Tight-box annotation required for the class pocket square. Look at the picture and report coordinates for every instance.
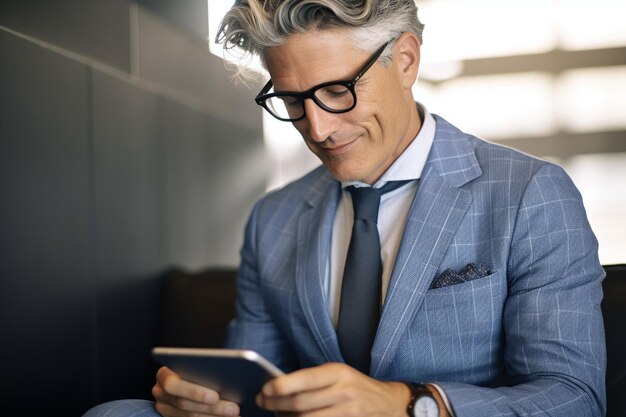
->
[430,263,492,289]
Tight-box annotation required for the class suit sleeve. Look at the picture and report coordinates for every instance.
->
[438,164,606,417]
[225,200,299,372]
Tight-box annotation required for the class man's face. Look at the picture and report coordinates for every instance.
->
[263,29,421,185]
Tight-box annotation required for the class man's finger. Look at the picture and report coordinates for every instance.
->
[257,382,353,413]
[262,363,352,396]
[157,366,219,405]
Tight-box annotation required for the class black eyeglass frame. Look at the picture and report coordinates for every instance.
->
[255,41,391,122]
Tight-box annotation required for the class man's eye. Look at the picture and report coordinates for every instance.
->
[324,87,349,97]
[280,96,299,105]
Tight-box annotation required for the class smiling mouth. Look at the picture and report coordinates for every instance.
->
[319,137,359,156]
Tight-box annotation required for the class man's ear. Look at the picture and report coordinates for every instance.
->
[393,32,421,89]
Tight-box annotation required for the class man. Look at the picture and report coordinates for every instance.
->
[85,1,606,416]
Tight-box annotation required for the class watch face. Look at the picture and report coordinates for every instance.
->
[413,395,439,417]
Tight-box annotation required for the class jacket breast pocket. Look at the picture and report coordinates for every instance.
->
[404,271,507,382]
[424,270,505,325]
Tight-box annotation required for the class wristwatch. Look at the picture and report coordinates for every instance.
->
[405,383,439,417]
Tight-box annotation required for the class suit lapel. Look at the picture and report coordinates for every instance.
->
[371,115,482,377]
[294,172,344,363]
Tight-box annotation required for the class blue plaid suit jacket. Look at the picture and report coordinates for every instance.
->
[226,115,606,416]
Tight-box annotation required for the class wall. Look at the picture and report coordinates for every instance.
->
[0,1,267,414]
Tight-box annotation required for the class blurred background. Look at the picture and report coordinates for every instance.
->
[0,0,624,414]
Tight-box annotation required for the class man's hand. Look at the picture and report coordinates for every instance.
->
[152,366,240,417]
[256,362,412,417]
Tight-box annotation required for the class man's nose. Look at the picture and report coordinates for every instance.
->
[302,99,339,143]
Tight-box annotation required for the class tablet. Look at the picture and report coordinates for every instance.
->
[151,347,284,417]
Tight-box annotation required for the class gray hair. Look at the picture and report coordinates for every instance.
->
[216,0,424,80]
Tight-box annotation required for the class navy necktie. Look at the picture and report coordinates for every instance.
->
[337,180,411,374]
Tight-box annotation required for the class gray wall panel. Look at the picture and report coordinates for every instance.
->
[159,99,268,268]
[160,99,219,269]
[137,0,208,40]
[0,31,93,414]
[0,0,131,71]
[91,70,164,401]
[136,7,263,132]
[209,119,269,265]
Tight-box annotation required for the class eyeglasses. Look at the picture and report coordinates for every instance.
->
[255,41,390,122]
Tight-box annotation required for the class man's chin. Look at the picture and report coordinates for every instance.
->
[317,154,377,183]
[324,164,365,184]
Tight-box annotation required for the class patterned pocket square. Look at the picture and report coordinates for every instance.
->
[430,263,492,289]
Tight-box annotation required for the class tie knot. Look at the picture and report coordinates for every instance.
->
[348,187,381,222]
[347,180,411,223]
